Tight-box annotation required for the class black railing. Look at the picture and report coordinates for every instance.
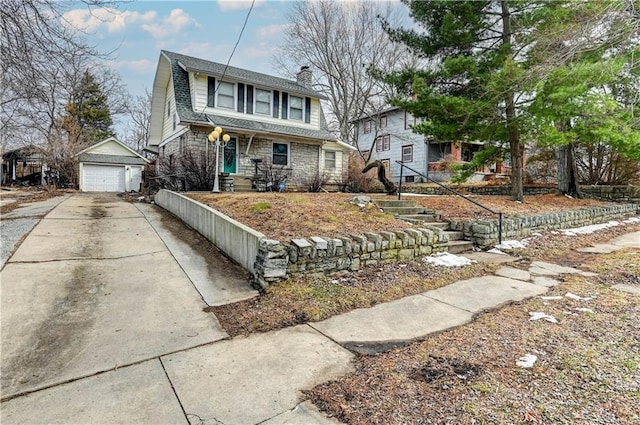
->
[396,161,503,244]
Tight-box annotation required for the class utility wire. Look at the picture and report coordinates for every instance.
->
[216,0,256,91]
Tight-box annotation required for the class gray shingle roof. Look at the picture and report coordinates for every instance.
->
[162,50,325,99]
[162,50,336,142]
[78,153,146,165]
[205,113,335,141]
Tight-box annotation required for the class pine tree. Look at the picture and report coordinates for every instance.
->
[63,70,114,147]
[380,0,552,201]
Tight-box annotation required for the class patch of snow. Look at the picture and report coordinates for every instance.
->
[623,217,640,224]
[565,292,593,301]
[516,354,538,368]
[529,312,558,323]
[561,220,622,236]
[575,307,595,314]
[531,232,543,237]
[540,296,563,301]
[495,240,527,250]
[423,252,476,267]
[486,248,508,255]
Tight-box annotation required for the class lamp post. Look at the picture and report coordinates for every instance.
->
[208,126,231,193]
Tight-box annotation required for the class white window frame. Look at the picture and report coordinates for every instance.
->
[324,150,336,170]
[402,144,414,162]
[272,141,290,166]
[254,88,271,116]
[289,95,304,121]
[216,81,235,110]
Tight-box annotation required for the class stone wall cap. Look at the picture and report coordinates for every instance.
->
[292,238,312,248]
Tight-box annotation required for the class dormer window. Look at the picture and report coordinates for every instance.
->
[289,95,304,121]
[217,81,235,109]
[255,88,271,115]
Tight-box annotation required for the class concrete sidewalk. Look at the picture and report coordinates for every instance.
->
[2,194,638,424]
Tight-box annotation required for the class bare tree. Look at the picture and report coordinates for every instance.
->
[1,0,118,151]
[274,0,418,146]
[123,89,152,152]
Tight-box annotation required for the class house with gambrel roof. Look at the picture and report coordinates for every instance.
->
[147,50,353,191]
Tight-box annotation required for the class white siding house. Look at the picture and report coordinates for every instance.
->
[148,51,353,191]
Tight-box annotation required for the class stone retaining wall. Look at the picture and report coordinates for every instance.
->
[449,204,639,248]
[401,184,640,201]
[254,228,449,288]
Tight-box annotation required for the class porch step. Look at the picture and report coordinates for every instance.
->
[396,213,441,224]
[232,177,254,192]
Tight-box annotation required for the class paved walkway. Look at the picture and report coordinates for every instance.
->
[1,194,638,424]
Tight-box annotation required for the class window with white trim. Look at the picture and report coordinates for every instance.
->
[402,145,414,162]
[363,120,372,134]
[380,115,387,128]
[375,134,390,152]
[324,151,336,169]
[272,142,289,166]
[255,88,271,115]
[289,95,304,121]
[217,81,235,109]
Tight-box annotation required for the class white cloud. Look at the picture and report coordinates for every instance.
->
[256,23,290,39]
[218,0,266,12]
[141,9,201,40]
[61,8,156,33]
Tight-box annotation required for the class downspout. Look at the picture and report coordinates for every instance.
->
[244,134,256,156]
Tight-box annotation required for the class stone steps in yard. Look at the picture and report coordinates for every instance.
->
[446,240,475,254]
[375,199,420,208]
[396,213,441,224]
[383,206,429,215]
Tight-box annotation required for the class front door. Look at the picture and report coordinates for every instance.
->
[223,139,237,174]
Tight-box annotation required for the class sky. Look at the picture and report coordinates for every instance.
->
[61,0,299,136]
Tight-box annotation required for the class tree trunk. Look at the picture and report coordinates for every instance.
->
[362,160,397,195]
[501,0,524,202]
[556,143,582,198]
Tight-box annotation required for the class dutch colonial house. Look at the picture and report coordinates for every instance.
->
[147,50,353,191]
[354,106,513,183]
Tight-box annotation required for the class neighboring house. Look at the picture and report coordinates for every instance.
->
[353,107,513,183]
[147,50,354,191]
[2,145,46,186]
[76,137,149,192]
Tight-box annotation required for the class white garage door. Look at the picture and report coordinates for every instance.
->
[83,164,126,192]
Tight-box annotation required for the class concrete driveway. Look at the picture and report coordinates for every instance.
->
[0,193,253,421]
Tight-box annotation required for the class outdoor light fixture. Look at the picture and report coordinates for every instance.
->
[208,126,231,193]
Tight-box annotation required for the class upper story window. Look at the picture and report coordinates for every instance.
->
[375,134,390,152]
[363,120,372,134]
[255,88,271,115]
[380,115,387,128]
[289,95,304,121]
[217,81,235,109]
[404,111,416,130]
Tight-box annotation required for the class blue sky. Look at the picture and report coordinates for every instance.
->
[63,0,293,102]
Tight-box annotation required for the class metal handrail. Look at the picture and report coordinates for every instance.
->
[395,161,503,244]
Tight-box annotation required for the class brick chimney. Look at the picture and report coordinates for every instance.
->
[296,66,312,88]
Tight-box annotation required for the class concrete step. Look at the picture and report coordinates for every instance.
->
[421,222,450,230]
[382,206,426,215]
[397,213,440,223]
[446,240,474,254]
[443,230,464,241]
[375,199,420,208]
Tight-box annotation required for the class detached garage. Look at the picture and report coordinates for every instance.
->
[77,138,149,192]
